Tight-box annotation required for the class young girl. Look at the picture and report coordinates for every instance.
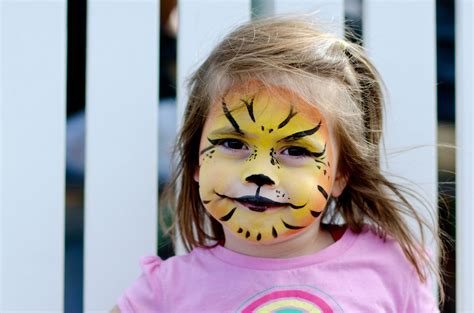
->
[113,16,441,312]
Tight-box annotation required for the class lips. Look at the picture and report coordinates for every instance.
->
[215,192,306,212]
[235,195,284,212]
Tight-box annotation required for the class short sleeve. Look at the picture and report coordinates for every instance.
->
[117,256,163,313]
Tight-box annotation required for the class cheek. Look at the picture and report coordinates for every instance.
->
[198,155,240,195]
[279,164,332,200]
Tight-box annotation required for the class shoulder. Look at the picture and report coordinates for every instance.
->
[141,246,217,281]
[341,225,422,289]
[116,256,165,312]
[117,248,216,312]
[348,225,414,268]
[344,225,438,310]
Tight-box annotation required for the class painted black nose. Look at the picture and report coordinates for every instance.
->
[246,174,275,187]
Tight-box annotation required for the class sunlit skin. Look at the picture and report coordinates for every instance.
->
[195,82,344,250]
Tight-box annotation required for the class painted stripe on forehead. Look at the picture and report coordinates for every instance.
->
[241,97,255,122]
[278,121,322,142]
[278,106,297,129]
[222,100,244,135]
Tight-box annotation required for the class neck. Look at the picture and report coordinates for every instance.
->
[223,221,334,258]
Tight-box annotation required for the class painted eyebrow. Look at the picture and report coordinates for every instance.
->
[208,127,245,136]
[277,121,322,142]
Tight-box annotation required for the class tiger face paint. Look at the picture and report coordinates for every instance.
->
[196,83,336,243]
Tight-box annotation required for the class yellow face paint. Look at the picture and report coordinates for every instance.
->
[197,83,335,243]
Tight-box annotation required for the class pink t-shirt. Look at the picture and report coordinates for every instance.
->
[117,226,438,312]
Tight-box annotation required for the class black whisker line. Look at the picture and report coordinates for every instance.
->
[311,210,322,218]
[278,121,321,142]
[318,185,328,199]
[219,207,237,222]
[242,97,255,122]
[314,159,327,166]
[272,227,278,238]
[222,100,243,135]
[289,202,307,209]
[281,220,305,230]
[278,107,297,129]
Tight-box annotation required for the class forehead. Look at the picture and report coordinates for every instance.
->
[207,83,325,125]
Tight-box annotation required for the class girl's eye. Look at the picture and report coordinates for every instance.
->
[219,139,248,150]
[282,146,311,157]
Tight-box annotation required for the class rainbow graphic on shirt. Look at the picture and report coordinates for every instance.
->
[236,285,343,313]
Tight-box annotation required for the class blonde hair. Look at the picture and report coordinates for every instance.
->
[164,16,443,294]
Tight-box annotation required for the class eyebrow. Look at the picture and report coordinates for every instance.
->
[277,121,322,142]
[208,127,247,137]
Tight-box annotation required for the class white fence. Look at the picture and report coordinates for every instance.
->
[0,0,472,312]
[456,1,474,312]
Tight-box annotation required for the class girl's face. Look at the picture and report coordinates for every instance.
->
[195,83,342,243]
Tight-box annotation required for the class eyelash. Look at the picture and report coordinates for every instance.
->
[213,138,248,150]
[281,146,312,158]
[212,138,313,158]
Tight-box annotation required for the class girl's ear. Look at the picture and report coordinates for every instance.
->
[331,171,348,197]
[194,166,200,182]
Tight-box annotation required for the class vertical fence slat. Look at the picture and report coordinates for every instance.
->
[0,1,2,300]
[0,1,67,312]
[364,0,437,288]
[456,0,474,311]
[273,0,344,36]
[84,1,158,311]
[176,0,251,254]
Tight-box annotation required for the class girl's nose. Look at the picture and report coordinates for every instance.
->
[245,174,275,187]
[241,165,280,187]
[241,147,280,187]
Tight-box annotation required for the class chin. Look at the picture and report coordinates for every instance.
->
[226,226,309,246]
